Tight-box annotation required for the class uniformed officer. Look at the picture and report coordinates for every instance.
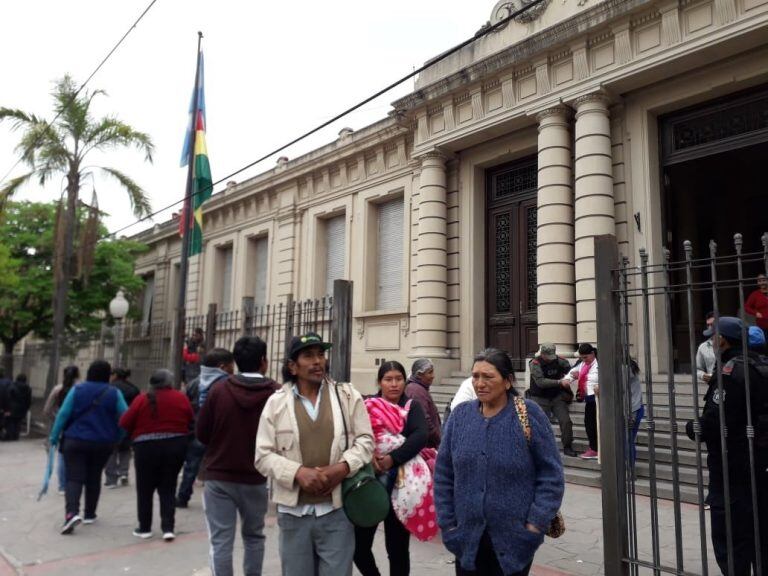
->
[528,343,576,457]
[686,316,768,575]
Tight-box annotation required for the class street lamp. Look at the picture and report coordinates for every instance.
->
[109,290,130,367]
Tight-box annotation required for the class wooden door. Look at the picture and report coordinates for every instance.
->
[486,159,538,370]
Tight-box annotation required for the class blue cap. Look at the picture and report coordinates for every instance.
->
[703,316,744,340]
[749,326,766,348]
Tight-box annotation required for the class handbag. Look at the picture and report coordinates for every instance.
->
[512,396,566,539]
[333,383,390,528]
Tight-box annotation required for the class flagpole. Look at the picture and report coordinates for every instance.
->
[173,31,203,389]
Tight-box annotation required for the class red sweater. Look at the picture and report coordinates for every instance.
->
[119,389,194,440]
[745,289,768,330]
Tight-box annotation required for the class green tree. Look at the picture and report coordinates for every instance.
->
[0,201,147,377]
[0,75,154,395]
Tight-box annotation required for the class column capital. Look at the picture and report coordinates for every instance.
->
[416,147,451,165]
[573,91,611,110]
[536,105,571,128]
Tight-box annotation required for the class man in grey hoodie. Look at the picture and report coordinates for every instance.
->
[176,348,234,508]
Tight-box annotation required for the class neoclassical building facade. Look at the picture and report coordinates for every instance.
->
[134,0,768,386]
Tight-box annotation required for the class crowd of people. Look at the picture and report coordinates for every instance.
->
[32,271,768,576]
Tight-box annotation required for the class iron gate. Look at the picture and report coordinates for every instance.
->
[595,233,768,576]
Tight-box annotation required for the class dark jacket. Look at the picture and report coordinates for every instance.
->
[389,395,428,466]
[49,381,128,445]
[7,379,32,419]
[112,378,140,407]
[528,356,573,401]
[196,374,280,484]
[689,347,768,495]
[405,376,441,449]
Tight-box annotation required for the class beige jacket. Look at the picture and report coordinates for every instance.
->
[254,380,374,509]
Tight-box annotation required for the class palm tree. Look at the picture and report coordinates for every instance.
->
[0,75,154,395]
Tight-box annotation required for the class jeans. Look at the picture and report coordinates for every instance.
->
[628,405,644,466]
[62,438,113,518]
[105,446,132,484]
[354,507,411,576]
[176,437,206,503]
[529,395,573,449]
[278,508,354,576]
[133,436,188,532]
[203,480,268,576]
[455,531,532,576]
[57,452,67,492]
[585,396,598,452]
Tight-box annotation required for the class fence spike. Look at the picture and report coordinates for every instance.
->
[733,233,742,251]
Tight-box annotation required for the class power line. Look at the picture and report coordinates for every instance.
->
[0,0,160,185]
[109,0,545,238]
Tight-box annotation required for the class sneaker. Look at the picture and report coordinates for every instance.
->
[579,449,599,460]
[162,532,176,541]
[175,498,188,509]
[119,475,129,487]
[563,447,578,458]
[105,481,118,489]
[82,515,97,525]
[132,528,153,539]
[57,489,66,496]
[61,514,81,535]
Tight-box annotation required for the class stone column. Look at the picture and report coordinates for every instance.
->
[536,106,576,353]
[413,150,449,358]
[573,93,615,345]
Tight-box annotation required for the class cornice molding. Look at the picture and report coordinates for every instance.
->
[392,0,656,112]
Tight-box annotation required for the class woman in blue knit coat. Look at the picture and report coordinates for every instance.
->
[434,348,564,576]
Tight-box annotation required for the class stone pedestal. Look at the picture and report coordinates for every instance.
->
[573,93,615,345]
[536,106,576,353]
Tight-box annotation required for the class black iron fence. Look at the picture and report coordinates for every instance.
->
[120,290,340,386]
[596,233,768,576]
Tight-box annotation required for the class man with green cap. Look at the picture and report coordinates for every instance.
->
[255,332,373,576]
[528,343,576,457]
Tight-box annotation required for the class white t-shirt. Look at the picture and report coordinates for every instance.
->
[450,377,477,410]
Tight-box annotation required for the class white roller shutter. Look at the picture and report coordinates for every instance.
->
[325,215,346,296]
[141,274,155,325]
[253,237,268,307]
[376,199,404,310]
[221,246,233,311]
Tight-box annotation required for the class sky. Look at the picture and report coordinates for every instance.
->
[0,1,493,236]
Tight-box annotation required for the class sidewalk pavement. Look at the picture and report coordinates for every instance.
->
[0,439,719,575]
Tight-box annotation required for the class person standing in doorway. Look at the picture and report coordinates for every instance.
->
[255,332,374,576]
[562,343,599,460]
[119,369,193,541]
[406,358,441,449]
[104,368,140,488]
[49,360,127,535]
[696,312,717,386]
[528,344,576,457]
[745,273,768,341]
[196,337,278,576]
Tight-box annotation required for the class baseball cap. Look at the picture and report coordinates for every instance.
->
[538,343,556,357]
[287,332,332,360]
[703,316,744,340]
[749,326,766,348]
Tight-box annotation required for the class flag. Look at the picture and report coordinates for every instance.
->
[180,50,212,257]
